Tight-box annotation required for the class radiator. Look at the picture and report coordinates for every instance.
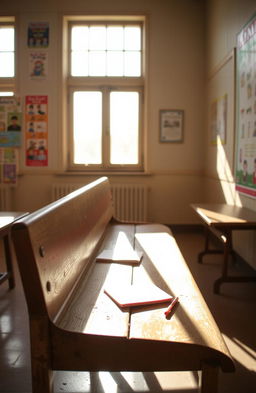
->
[51,183,148,222]
[111,184,148,222]
[51,183,84,201]
[0,186,11,210]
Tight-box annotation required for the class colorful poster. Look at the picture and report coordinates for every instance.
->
[0,97,22,147]
[29,52,48,79]
[25,95,48,167]
[0,147,18,184]
[28,22,49,48]
[235,13,256,197]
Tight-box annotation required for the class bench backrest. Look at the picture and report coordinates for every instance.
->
[12,177,113,322]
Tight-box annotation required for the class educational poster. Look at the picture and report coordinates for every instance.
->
[159,110,184,143]
[29,52,48,79]
[210,94,227,144]
[28,22,49,48]
[0,97,22,147]
[0,147,18,184]
[235,13,256,197]
[25,95,48,167]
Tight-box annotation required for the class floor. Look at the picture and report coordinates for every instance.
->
[0,229,255,393]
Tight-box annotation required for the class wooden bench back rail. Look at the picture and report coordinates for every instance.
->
[12,177,113,321]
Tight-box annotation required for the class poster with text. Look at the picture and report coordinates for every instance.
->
[0,97,22,147]
[0,147,18,184]
[25,95,48,167]
[235,13,256,197]
[29,52,48,79]
[28,22,49,48]
[210,94,227,145]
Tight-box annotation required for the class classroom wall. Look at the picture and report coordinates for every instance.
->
[3,0,256,267]
[205,0,256,268]
[1,0,206,224]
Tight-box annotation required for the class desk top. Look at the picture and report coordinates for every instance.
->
[0,212,28,232]
[191,203,256,230]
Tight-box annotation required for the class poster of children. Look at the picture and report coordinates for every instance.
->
[235,13,256,197]
[28,22,49,48]
[29,52,48,79]
[0,97,22,147]
[0,147,18,184]
[25,95,48,166]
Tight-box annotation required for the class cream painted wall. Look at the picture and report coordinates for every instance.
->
[1,0,206,224]
[206,0,256,268]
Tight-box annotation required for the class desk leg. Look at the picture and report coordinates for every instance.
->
[213,231,231,294]
[3,234,15,289]
[200,362,218,393]
[198,227,209,263]
[198,227,223,264]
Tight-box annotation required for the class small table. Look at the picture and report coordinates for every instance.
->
[0,212,28,289]
[191,203,256,294]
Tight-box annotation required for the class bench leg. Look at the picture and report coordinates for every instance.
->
[31,366,53,393]
[3,234,15,289]
[200,362,218,393]
[30,320,54,393]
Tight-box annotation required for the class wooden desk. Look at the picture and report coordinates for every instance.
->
[191,203,256,294]
[0,212,28,289]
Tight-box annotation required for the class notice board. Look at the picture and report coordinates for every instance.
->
[235,13,256,198]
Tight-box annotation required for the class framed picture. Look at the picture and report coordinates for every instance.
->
[159,109,184,143]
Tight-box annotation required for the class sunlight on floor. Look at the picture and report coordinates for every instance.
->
[223,334,256,371]
[55,371,199,392]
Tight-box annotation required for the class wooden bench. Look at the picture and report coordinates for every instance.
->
[0,212,28,289]
[11,177,234,393]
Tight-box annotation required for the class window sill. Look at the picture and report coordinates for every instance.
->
[54,170,152,177]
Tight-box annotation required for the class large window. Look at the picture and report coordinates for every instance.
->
[0,19,15,95]
[67,20,145,171]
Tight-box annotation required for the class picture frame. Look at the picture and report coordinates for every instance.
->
[159,109,184,143]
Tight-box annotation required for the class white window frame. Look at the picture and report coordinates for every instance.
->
[67,18,146,172]
[0,18,16,95]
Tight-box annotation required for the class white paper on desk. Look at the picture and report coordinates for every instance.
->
[96,249,143,264]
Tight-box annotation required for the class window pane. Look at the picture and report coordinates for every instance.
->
[107,52,123,76]
[107,26,123,50]
[0,91,14,96]
[70,23,142,78]
[0,28,14,51]
[0,27,14,77]
[124,52,141,76]
[73,91,102,164]
[124,27,141,50]
[0,53,14,77]
[89,51,106,76]
[71,51,88,76]
[89,26,106,50]
[110,92,139,164]
[71,26,89,50]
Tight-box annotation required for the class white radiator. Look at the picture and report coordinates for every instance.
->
[51,183,148,222]
[51,183,84,201]
[0,186,11,210]
[111,184,148,222]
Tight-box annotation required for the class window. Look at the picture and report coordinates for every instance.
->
[0,18,15,95]
[67,19,145,171]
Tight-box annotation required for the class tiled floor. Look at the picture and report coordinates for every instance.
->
[0,229,255,393]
